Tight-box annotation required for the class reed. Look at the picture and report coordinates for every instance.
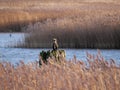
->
[0,1,120,48]
[0,52,120,90]
[0,0,120,32]
[22,9,120,48]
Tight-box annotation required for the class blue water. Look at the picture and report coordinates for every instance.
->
[0,33,24,47]
[0,33,120,64]
[0,47,120,65]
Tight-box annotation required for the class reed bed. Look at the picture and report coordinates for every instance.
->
[22,9,120,48]
[0,0,120,48]
[0,0,120,32]
[0,52,120,90]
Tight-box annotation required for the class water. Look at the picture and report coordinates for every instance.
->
[0,33,120,65]
[0,33,24,47]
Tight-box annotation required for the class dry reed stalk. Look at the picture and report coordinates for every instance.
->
[0,52,120,90]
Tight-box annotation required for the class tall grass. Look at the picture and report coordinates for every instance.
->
[0,0,120,32]
[21,9,120,48]
[0,52,120,90]
[0,1,80,32]
[0,1,120,48]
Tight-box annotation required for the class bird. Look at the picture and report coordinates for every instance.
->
[52,38,58,51]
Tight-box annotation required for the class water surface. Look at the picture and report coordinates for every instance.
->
[0,47,120,65]
[0,33,120,65]
[0,33,24,47]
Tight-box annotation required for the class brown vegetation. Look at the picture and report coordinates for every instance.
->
[21,9,120,48]
[0,0,120,48]
[0,0,120,32]
[0,52,120,90]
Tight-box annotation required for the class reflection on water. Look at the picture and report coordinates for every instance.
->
[0,33,24,47]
